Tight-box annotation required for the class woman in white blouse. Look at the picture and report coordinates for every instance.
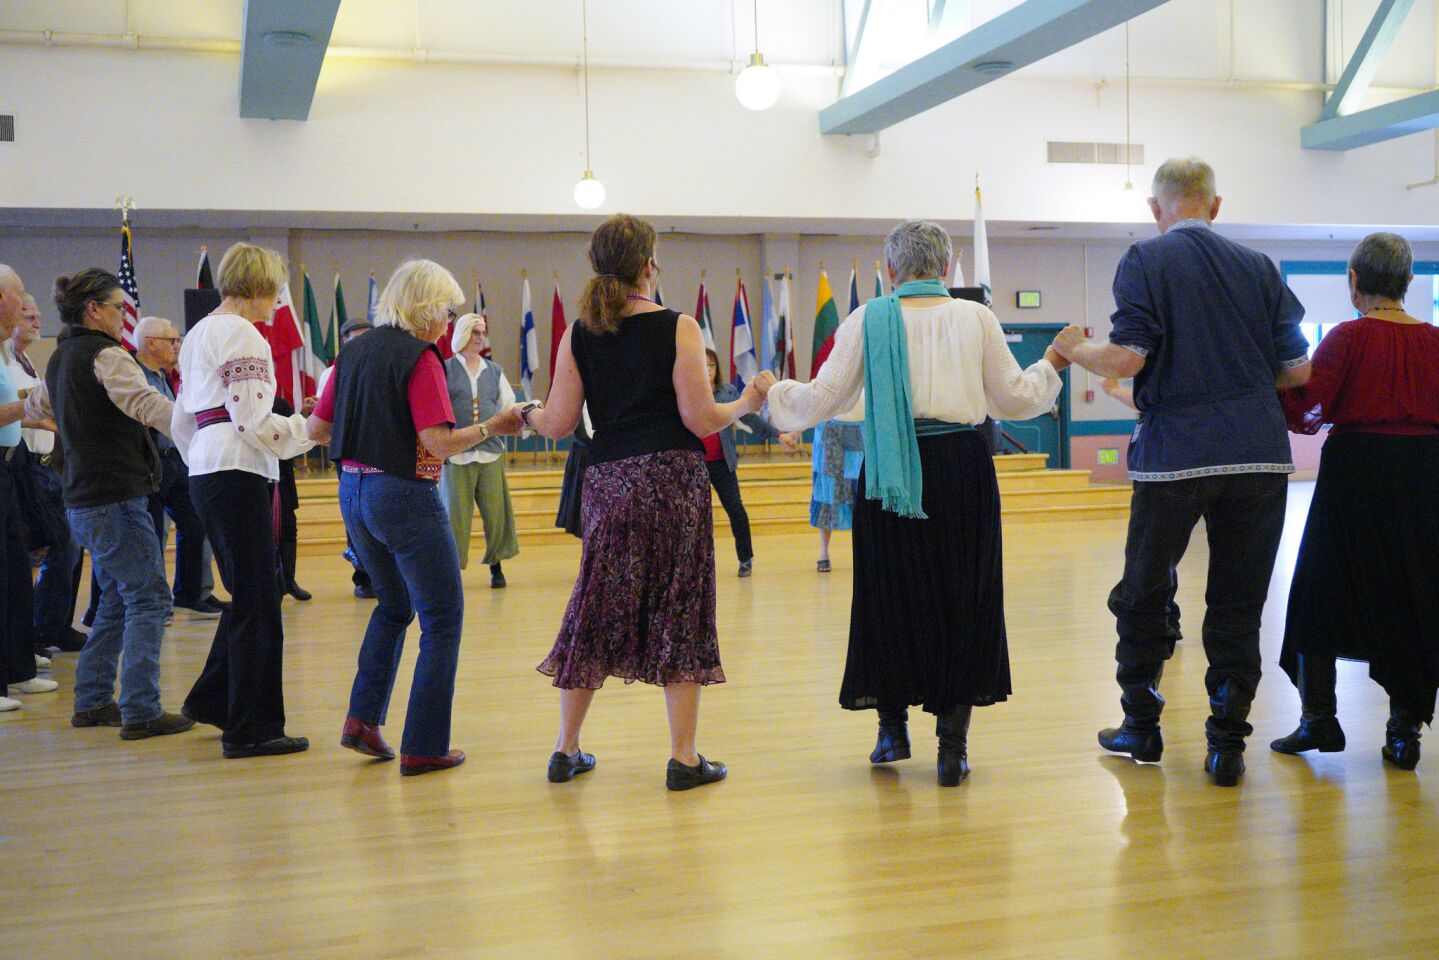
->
[767,220,1074,786]
[172,243,316,759]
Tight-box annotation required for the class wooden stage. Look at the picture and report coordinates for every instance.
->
[2,481,1437,959]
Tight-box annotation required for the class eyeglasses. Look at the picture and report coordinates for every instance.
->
[145,336,182,345]
[97,299,127,314]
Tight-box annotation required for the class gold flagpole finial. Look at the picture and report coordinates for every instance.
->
[701,269,706,280]
[331,261,340,274]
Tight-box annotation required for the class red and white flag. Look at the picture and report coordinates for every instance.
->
[117,223,140,349]
[268,283,308,405]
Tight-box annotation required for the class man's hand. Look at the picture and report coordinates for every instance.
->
[1052,325,1087,358]
[778,432,800,451]
[300,396,318,417]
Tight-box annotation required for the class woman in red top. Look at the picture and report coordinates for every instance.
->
[1272,233,1439,771]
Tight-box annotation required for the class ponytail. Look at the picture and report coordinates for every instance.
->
[580,214,657,335]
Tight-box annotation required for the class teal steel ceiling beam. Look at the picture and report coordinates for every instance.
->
[239,0,342,121]
[1302,88,1439,150]
[820,0,1174,135]
[1321,0,1414,120]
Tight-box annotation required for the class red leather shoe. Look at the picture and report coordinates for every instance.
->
[400,749,466,776]
[340,717,395,760]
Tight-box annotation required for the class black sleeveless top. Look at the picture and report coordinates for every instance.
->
[571,309,704,466]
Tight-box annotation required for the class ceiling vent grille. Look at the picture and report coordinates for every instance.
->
[0,116,13,142]
[1047,140,1143,165]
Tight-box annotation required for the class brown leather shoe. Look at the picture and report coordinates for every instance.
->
[400,749,466,776]
[340,716,395,760]
[72,702,123,727]
[119,711,197,741]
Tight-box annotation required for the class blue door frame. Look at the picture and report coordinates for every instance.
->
[999,323,1070,469]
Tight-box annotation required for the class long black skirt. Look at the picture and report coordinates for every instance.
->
[841,430,1009,714]
[554,437,590,538]
[1279,433,1439,711]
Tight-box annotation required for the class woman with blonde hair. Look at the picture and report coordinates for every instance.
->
[525,214,775,790]
[308,260,523,776]
[172,243,315,758]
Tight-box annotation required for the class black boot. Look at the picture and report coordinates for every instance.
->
[936,706,972,787]
[870,706,910,764]
[1270,655,1345,754]
[1382,706,1424,771]
[1205,678,1255,787]
[1100,662,1165,762]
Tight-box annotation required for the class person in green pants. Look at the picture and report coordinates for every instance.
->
[439,313,519,587]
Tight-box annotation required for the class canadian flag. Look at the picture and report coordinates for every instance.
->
[269,283,309,405]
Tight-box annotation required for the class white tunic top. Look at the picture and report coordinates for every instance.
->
[172,313,314,480]
[5,345,53,455]
[767,298,1062,432]
[449,356,517,466]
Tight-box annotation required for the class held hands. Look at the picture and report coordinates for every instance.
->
[300,396,319,417]
[742,371,778,410]
[778,431,801,452]
[487,404,527,437]
[1051,324,1087,359]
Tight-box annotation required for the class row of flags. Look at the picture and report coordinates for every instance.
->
[132,180,994,405]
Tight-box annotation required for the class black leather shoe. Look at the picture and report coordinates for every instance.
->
[1205,750,1245,787]
[1382,710,1423,770]
[223,736,310,759]
[1098,723,1163,763]
[666,755,727,791]
[1270,717,1346,755]
[286,582,313,602]
[548,749,596,783]
[354,583,377,599]
[870,724,911,764]
[490,566,507,589]
[48,626,89,653]
[936,706,972,786]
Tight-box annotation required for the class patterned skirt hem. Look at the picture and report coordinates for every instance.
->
[536,659,727,691]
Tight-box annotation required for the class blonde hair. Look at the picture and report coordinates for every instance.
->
[582,214,657,335]
[215,243,287,300]
[1151,157,1216,205]
[375,260,463,338]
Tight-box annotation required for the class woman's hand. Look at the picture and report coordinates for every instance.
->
[1043,346,1071,372]
[300,396,318,417]
[778,431,801,451]
[486,405,526,437]
[742,371,777,410]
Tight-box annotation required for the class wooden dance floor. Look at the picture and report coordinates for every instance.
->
[3,481,1437,959]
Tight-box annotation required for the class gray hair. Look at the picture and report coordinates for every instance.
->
[1349,232,1413,302]
[133,315,176,342]
[885,220,953,284]
[1151,157,1216,204]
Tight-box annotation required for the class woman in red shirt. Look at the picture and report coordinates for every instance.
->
[1272,233,1439,770]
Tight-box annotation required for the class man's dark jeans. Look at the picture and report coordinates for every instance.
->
[1108,473,1288,753]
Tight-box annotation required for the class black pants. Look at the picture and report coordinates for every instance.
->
[277,492,298,587]
[1109,473,1288,752]
[184,470,287,746]
[0,467,37,686]
[707,460,753,563]
[148,448,207,604]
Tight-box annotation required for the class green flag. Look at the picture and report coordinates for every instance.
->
[302,272,331,369]
[810,269,839,378]
[328,273,347,359]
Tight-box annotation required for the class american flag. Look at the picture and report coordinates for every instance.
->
[117,223,140,348]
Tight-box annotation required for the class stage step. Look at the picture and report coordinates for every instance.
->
[290,451,1130,557]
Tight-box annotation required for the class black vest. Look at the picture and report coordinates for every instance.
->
[44,326,161,508]
[330,326,443,480]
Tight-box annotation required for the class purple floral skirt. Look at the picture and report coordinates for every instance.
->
[538,450,725,690]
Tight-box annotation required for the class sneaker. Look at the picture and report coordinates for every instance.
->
[174,597,224,618]
[10,677,59,695]
[119,711,197,740]
[737,560,753,578]
[73,702,123,727]
[0,696,21,713]
[34,654,52,670]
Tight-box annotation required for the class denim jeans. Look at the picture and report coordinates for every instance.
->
[340,471,464,757]
[27,462,82,642]
[68,496,171,724]
[1108,473,1288,752]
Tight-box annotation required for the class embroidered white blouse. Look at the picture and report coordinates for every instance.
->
[172,313,314,480]
[766,298,1063,432]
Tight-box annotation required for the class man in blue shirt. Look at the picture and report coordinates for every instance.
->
[1055,157,1312,787]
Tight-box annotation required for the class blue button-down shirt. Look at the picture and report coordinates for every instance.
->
[1109,220,1309,482]
[140,363,175,452]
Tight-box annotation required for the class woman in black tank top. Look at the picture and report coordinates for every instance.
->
[524,214,775,791]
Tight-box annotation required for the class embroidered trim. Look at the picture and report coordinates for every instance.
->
[1130,463,1295,482]
[1115,343,1150,358]
[218,356,272,387]
[1279,354,1311,369]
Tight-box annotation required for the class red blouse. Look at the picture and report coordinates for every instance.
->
[1281,317,1439,436]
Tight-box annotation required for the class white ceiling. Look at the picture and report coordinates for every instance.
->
[3,0,1435,95]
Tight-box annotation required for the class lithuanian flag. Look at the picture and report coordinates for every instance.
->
[811,268,839,378]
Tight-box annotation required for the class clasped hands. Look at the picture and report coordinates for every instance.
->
[742,370,778,409]
[1043,325,1088,371]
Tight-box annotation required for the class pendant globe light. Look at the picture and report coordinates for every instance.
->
[573,0,605,209]
[735,0,781,111]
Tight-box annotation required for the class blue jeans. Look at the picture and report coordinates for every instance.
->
[28,463,82,642]
[67,496,171,724]
[340,471,464,757]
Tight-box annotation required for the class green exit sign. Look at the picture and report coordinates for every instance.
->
[1098,448,1119,465]
[1016,290,1041,309]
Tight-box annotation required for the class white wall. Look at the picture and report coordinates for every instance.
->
[5,44,1439,228]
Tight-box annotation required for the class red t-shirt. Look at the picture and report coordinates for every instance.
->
[315,350,456,480]
[702,432,724,462]
[1280,317,1439,436]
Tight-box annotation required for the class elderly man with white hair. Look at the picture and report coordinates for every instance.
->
[134,315,225,618]
[765,220,1074,787]
[1052,157,1312,787]
[439,312,520,588]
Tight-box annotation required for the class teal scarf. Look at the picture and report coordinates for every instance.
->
[861,278,951,519]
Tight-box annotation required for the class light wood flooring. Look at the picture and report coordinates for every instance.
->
[2,481,1437,959]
